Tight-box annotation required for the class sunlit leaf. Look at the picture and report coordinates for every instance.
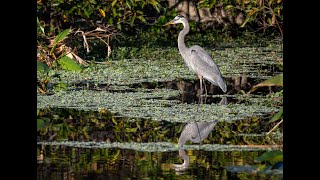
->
[54,83,68,91]
[147,0,158,6]
[255,73,283,87]
[37,17,44,34]
[269,0,274,5]
[117,23,121,29]
[209,0,216,7]
[111,117,118,125]
[276,64,283,71]
[37,119,45,129]
[249,73,283,93]
[255,150,283,164]
[125,0,131,9]
[269,108,283,123]
[111,150,120,161]
[99,9,106,17]
[111,0,117,7]
[240,16,251,28]
[37,117,50,129]
[137,15,146,23]
[112,8,117,17]
[136,10,143,14]
[37,61,49,72]
[130,13,136,26]
[83,9,90,18]
[225,5,234,10]
[125,127,137,133]
[57,56,81,71]
[50,29,70,54]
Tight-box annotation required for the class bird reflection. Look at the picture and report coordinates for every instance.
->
[171,97,227,171]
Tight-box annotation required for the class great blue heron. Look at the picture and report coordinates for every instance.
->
[164,15,227,109]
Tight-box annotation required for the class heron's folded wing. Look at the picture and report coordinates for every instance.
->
[190,45,221,74]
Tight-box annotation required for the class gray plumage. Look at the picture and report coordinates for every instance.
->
[178,121,218,146]
[164,15,227,93]
[171,97,227,171]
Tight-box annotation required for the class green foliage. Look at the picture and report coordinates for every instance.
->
[37,117,50,129]
[37,108,177,142]
[57,56,82,71]
[249,73,283,93]
[37,27,83,71]
[37,61,50,72]
[53,82,69,91]
[255,150,283,165]
[198,0,283,34]
[37,17,44,34]
[50,28,70,54]
[258,73,283,87]
[37,0,162,33]
[269,108,282,123]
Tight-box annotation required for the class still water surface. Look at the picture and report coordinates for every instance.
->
[37,41,283,179]
[37,144,281,179]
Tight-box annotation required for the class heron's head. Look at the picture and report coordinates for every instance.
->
[163,15,187,26]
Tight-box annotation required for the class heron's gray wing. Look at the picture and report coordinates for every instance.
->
[189,45,221,75]
[198,121,217,140]
[190,45,227,92]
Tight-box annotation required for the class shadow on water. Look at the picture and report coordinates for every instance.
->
[64,75,281,105]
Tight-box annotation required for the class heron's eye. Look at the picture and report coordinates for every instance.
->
[177,15,184,19]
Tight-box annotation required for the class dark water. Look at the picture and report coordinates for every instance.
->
[37,146,281,179]
[37,104,282,179]
[37,76,283,179]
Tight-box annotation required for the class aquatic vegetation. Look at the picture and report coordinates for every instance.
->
[37,37,283,179]
[37,141,281,152]
[37,89,280,123]
[225,150,283,177]
[37,41,282,88]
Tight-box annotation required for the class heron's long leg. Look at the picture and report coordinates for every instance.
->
[202,79,208,104]
[197,76,203,112]
[194,122,202,146]
[202,79,207,96]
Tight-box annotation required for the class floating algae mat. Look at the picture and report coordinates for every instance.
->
[37,43,282,87]
[37,40,283,179]
[37,89,280,123]
[37,141,281,152]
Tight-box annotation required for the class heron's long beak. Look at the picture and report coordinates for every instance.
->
[163,20,176,26]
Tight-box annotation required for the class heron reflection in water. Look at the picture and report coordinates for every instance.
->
[171,97,227,171]
[164,15,227,111]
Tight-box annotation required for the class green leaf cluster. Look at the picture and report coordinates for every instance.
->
[37,0,162,33]
[198,0,283,34]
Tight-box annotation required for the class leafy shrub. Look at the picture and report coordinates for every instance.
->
[198,0,283,35]
[37,0,163,35]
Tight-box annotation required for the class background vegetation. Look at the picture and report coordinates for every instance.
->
[37,2,283,176]
[37,0,283,68]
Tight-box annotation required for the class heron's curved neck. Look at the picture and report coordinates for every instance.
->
[178,136,187,146]
[178,21,189,50]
